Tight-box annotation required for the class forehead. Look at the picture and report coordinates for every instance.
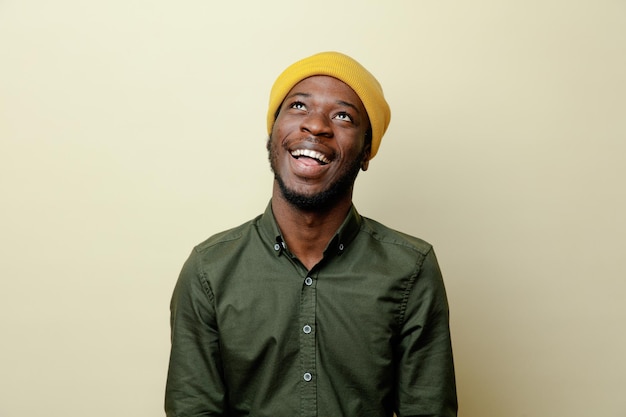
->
[287,75,365,110]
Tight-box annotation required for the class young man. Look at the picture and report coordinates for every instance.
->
[165,51,457,417]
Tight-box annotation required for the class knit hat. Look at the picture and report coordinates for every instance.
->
[267,51,391,160]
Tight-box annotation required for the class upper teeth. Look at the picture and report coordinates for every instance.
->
[291,149,330,164]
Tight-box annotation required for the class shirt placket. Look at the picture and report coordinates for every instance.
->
[299,271,317,416]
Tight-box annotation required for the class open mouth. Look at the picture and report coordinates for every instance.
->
[290,149,331,165]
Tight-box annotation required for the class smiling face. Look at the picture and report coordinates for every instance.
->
[267,75,371,211]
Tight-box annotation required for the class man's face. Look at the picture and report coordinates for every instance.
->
[268,75,371,211]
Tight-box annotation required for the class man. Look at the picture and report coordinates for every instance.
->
[165,51,457,417]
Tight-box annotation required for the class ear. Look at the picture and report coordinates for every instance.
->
[361,142,371,171]
[361,126,372,171]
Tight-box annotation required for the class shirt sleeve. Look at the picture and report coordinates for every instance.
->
[165,249,226,417]
[395,247,458,417]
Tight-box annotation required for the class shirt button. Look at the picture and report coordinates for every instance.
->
[338,243,345,251]
[273,243,281,251]
[304,277,313,286]
[303,372,312,382]
[303,325,312,334]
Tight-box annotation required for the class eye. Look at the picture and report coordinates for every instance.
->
[334,112,353,123]
[289,101,306,111]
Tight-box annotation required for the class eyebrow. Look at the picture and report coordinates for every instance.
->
[336,100,360,114]
[285,93,361,114]
[285,92,310,101]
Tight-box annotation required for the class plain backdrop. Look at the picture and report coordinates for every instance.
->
[1,1,625,416]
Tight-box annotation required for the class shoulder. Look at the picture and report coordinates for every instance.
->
[181,215,266,277]
[192,214,263,255]
[359,216,433,257]
[176,214,265,289]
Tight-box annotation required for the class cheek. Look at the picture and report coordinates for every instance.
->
[341,134,368,155]
[274,112,302,134]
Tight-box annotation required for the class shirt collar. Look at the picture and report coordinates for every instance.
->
[259,200,362,258]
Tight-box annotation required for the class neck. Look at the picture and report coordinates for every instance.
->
[271,182,352,270]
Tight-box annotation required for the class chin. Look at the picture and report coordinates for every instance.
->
[276,175,352,212]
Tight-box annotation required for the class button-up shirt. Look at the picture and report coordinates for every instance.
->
[165,202,457,417]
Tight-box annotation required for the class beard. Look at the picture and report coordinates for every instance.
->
[267,137,366,212]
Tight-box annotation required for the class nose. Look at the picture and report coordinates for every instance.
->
[301,111,332,138]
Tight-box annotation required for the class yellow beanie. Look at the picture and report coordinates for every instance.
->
[267,51,391,160]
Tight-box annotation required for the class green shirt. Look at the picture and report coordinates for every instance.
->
[165,202,457,417]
